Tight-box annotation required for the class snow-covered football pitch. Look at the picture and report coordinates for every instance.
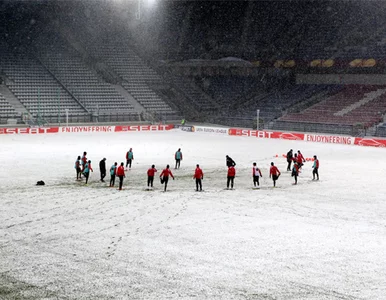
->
[1,129,385,299]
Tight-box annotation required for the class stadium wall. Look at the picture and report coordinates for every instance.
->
[1,124,385,148]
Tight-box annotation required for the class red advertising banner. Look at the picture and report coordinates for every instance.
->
[60,126,114,133]
[115,124,174,132]
[228,127,386,148]
[354,137,386,147]
[0,127,59,134]
[304,133,354,145]
[228,128,304,140]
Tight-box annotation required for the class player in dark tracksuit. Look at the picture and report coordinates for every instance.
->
[99,158,106,182]
[287,149,293,171]
[147,165,157,188]
[160,165,174,191]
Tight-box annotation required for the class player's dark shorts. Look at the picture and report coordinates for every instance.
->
[313,168,318,174]
[272,175,279,181]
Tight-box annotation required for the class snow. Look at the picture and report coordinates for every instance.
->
[1,129,385,299]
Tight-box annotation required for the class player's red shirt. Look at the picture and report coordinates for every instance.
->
[160,168,174,179]
[227,166,236,177]
[116,166,125,176]
[270,166,280,176]
[298,152,305,162]
[193,168,203,179]
[147,168,157,177]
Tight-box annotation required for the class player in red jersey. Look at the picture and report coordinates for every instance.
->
[269,162,281,187]
[147,165,157,188]
[227,165,236,189]
[81,151,87,174]
[297,150,305,168]
[116,162,125,190]
[160,165,174,191]
[193,164,204,191]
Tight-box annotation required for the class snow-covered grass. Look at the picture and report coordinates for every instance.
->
[1,130,385,299]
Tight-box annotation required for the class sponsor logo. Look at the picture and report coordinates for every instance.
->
[305,134,353,145]
[228,129,275,138]
[0,127,59,134]
[279,132,303,140]
[180,126,194,132]
[115,124,174,132]
[61,126,113,133]
[193,126,228,134]
[356,138,386,147]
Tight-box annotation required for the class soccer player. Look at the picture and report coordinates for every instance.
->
[297,150,306,168]
[286,149,293,171]
[99,158,106,182]
[109,162,117,187]
[292,162,299,185]
[227,165,236,189]
[175,148,183,169]
[125,148,134,170]
[81,151,87,174]
[75,156,81,180]
[269,162,280,187]
[147,164,157,188]
[252,162,262,187]
[160,165,174,191]
[116,162,125,190]
[193,164,204,191]
[312,155,319,180]
[83,160,93,185]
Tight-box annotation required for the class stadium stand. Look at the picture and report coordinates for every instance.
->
[0,50,88,123]
[277,85,386,130]
[163,73,219,113]
[35,33,137,119]
[195,76,261,107]
[0,92,18,121]
[87,38,178,118]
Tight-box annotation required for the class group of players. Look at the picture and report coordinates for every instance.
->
[74,148,320,191]
[74,148,185,191]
